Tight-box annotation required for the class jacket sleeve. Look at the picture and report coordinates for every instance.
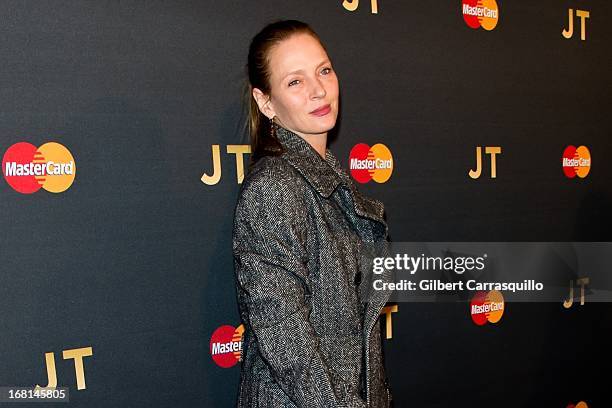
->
[232,170,367,408]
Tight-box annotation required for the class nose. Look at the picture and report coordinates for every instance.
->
[310,77,326,99]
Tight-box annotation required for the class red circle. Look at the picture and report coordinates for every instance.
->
[562,145,577,178]
[210,325,241,368]
[349,143,373,184]
[462,0,482,29]
[470,291,489,326]
[2,142,43,194]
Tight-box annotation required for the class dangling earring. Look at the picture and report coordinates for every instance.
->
[269,116,276,138]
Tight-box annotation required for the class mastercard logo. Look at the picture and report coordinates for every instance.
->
[462,0,499,31]
[2,142,76,194]
[562,145,591,179]
[209,324,244,368]
[349,143,393,184]
[470,290,504,326]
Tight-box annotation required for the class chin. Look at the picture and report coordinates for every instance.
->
[310,117,337,132]
[310,123,335,134]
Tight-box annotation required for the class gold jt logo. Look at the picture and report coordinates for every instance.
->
[562,9,590,41]
[201,145,251,185]
[380,304,398,339]
[563,277,590,308]
[343,0,379,14]
[469,147,501,179]
[35,346,93,391]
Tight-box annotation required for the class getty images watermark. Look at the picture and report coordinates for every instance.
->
[358,242,612,303]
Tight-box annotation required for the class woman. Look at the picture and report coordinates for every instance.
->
[232,20,393,408]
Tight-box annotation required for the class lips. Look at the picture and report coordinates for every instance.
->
[310,104,331,116]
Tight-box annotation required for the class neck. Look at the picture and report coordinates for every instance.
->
[298,132,327,159]
[274,119,328,159]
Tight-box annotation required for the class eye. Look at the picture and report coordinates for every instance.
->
[321,67,332,75]
[288,79,300,87]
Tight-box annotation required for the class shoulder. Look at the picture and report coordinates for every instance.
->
[232,155,311,250]
[243,155,304,189]
[234,155,310,219]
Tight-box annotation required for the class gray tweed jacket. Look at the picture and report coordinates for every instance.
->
[232,125,393,407]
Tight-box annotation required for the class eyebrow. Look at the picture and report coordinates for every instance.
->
[282,59,331,80]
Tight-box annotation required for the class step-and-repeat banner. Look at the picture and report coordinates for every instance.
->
[1,1,611,407]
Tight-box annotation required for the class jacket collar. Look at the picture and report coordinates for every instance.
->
[275,125,342,198]
[275,126,386,227]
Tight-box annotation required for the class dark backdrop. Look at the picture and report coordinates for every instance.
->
[1,1,610,407]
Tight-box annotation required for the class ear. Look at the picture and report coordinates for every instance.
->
[252,87,276,119]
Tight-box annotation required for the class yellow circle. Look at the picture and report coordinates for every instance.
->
[36,142,76,193]
[369,143,393,183]
[485,290,504,323]
[575,146,591,178]
[480,0,499,31]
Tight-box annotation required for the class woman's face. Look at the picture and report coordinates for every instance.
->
[255,33,339,138]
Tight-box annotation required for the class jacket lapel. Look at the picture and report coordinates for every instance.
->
[275,126,342,198]
[275,126,388,238]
